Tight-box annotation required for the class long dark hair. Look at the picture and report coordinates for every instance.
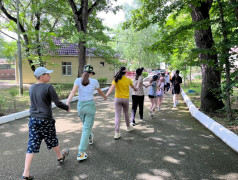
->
[81,72,90,86]
[114,66,126,83]
[135,67,144,80]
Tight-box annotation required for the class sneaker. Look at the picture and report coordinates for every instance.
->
[114,132,121,140]
[130,122,136,126]
[77,152,88,161]
[173,104,176,108]
[149,111,153,117]
[158,107,161,111]
[89,133,94,145]
[126,125,133,132]
[139,118,144,121]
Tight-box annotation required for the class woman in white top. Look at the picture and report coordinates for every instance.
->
[66,65,107,161]
[131,67,147,126]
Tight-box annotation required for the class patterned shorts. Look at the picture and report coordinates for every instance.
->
[27,117,58,153]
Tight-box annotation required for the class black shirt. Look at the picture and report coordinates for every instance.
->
[29,83,69,120]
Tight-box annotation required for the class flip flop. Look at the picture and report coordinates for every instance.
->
[21,176,34,180]
[58,148,69,163]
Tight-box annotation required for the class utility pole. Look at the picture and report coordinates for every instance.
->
[17,0,23,95]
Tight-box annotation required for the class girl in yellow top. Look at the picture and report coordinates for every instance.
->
[106,66,137,140]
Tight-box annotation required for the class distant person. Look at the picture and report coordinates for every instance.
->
[157,77,165,111]
[106,66,137,140]
[130,67,147,126]
[171,70,182,107]
[22,67,70,180]
[148,75,159,117]
[66,65,107,161]
[164,72,171,92]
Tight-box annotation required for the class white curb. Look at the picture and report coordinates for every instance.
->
[181,89,238,153]
[0,87,109,125]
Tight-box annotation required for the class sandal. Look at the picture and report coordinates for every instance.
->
[21,176,34,180]
[57,148,69,163]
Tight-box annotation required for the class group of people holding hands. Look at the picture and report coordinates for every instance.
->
[21,65,182,180]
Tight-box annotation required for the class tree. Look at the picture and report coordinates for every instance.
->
[0,0,69,71]
[124,0,225,112]
[67,0,120,77]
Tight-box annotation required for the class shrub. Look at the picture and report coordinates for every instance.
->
[0,95,6,116]
[142,72,148,78]
[97,77,107,86]
[8,88,18,111]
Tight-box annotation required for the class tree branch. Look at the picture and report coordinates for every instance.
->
[0,30,17,40]
[88,0,102,15]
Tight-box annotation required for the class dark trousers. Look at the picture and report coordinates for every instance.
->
[131,95,144,123]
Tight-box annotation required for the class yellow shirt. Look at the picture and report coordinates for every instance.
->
[112,76,133,99]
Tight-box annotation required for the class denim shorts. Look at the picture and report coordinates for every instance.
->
[27,117,58,153]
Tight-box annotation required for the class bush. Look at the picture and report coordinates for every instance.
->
[0,95,6,116]
[194,75,202,79]
[97,77,107,86]
[142,72,148,78]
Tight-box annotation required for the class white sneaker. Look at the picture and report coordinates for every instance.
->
[114,132,121,140]
[77,152,88,161]
[126,125,133,132]
[173,104,176,108]
[149,111,153,117]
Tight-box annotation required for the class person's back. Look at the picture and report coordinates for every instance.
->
[30,83,68,119]
[113,76,132,99]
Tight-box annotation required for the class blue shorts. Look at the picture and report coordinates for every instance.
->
[27,117,58,153]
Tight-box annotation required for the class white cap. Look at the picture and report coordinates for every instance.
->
[34,67,53,77]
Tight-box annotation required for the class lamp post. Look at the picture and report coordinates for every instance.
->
[17,0,23,95]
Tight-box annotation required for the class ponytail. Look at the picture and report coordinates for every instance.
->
[114,66,126,83]
[81,72,90,86]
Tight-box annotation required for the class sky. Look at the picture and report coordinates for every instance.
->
[97,0,134,28]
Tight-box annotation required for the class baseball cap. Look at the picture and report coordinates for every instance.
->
[34,67,53,77]
[83,64,95,75]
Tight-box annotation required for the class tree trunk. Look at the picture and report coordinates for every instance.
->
[78,41,86,77]
[189,1,224,111]
[218,0,232,120]
[68,0,102,77]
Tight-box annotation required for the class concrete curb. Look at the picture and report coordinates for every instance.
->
[0,87,109,125]
[181,89,238,153]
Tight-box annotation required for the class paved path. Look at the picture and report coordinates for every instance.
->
[1,90,238,180]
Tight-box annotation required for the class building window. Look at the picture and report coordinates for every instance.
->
[62,62,72,76]
[100,62,105,67]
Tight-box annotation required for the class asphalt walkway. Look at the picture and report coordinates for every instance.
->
[1,90,238,180]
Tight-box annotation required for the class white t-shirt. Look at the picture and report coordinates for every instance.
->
[74,78,100,101]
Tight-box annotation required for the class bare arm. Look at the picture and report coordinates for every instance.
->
[66,84,78,111]
[130,84,137,91]
[106,84,115,97]
[96,88,107,100]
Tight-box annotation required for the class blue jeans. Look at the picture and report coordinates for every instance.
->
[77,100,96,153]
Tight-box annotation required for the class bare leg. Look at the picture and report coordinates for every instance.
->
[22,153,34,177]
[53,145,63,159]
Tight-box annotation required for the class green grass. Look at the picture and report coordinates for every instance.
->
[182,80,201,108]
[182,79,238,133]
[0,83,74,117]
